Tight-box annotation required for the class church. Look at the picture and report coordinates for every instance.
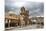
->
[5,7,32,28]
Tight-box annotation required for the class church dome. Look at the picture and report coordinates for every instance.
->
[8,11,16,14]
[8,11,16,16]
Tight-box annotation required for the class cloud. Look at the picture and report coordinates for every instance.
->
[5,0,44,16]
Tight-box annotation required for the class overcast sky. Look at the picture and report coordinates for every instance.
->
[5,0,44,16]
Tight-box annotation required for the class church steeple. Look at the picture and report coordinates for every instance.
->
[20,6,29,16]
[21,7,25,12]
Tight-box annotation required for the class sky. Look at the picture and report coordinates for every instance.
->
[5,0,44,16]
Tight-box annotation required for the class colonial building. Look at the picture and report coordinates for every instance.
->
[5,7,31,28]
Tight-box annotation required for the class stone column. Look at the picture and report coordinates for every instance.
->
[8,19,11,27]
[5,19,8,23]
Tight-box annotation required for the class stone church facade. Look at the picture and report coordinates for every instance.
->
[5,7,32,28]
